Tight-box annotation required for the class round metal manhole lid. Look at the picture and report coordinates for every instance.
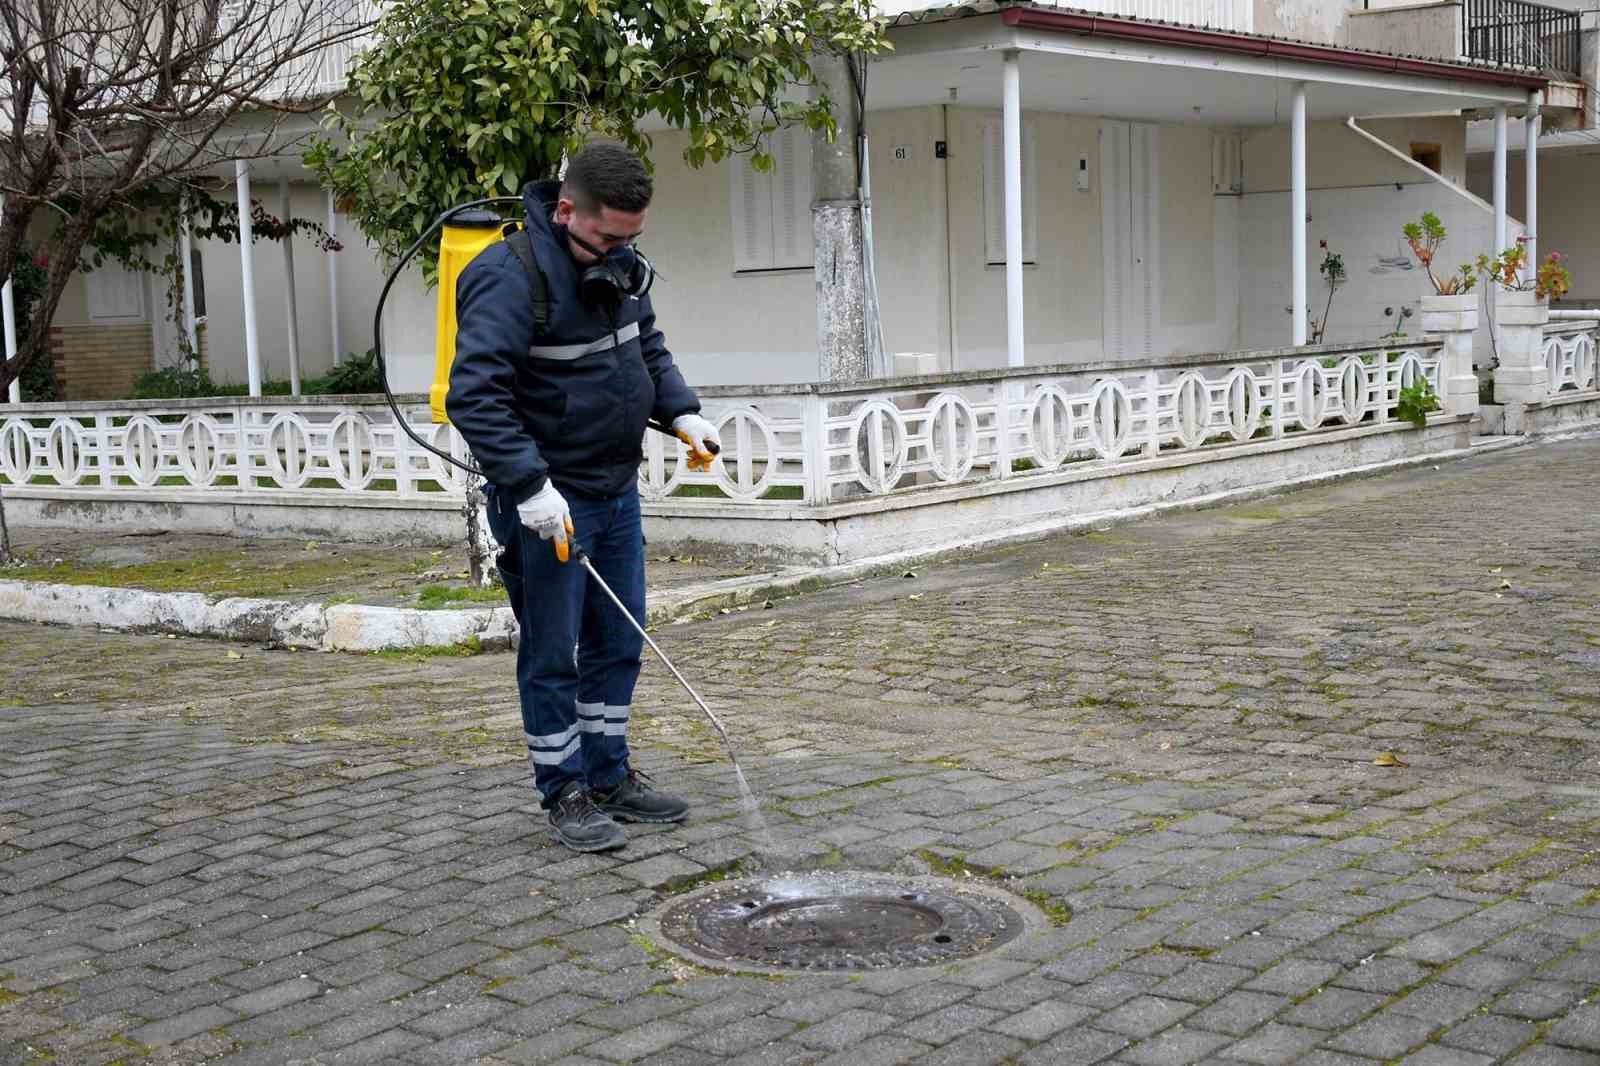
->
[639,872,1045,973]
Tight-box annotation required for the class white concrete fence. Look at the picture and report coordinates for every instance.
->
[0,339,1453,508]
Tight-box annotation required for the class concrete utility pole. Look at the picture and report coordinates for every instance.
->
[811,53,868,383]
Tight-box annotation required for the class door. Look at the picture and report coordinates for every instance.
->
[1100,121,1160,360]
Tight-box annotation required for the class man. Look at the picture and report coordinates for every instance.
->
[447,143,721,852]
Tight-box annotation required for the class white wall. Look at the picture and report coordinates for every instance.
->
[1467,148,1600,305]
[194,181,352,386]
[1236,117,1500,350]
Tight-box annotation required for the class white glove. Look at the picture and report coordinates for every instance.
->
[672,413,721,471]
[516,481,574,562]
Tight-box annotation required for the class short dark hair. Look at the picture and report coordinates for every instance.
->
[561,143,652,214]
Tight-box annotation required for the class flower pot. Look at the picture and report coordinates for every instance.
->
[1495,288,1549,328]
[1419,293,1479,334]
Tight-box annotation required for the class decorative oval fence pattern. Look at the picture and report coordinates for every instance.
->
[0,340,1470,509]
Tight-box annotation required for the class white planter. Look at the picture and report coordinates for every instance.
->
[1419,293,1479,334]
[1420,293,1480,418]
[1496,289,1549,328]
[1494,289,1550,409]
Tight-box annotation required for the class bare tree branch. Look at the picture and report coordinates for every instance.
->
[0,0,376,392]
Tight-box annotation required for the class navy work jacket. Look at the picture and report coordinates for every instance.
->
[446,180,701,503]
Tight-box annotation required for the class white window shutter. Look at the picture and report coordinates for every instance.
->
[1130,123,1159,358]
[730,152,775,273]
[983,117,1035,265]
[1100,122,1130,360]
[772,125,814,269]
[87,261,147,322]
[983,119,1004,265]
[1023,120,1037,264]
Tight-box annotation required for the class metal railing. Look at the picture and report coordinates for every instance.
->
[1464,0,1580,75]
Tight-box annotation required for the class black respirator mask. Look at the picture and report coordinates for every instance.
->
[559,226,656,306]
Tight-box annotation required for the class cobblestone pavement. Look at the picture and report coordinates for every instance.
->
[4,436,1600,1066]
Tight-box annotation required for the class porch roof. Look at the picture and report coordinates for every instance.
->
[875,1,1541,125]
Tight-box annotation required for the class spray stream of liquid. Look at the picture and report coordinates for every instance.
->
[578,554,776,855]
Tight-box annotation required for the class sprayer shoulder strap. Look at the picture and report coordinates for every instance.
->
[501,224,550,334]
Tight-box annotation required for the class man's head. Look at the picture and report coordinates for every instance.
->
[554,143,652,265]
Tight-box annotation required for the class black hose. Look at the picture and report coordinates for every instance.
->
[373,196,525,476]
[373,196,694,481]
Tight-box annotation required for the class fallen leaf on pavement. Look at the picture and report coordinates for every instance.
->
[1373,752,1409,768]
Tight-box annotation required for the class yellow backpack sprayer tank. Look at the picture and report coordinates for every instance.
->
[429,207,508,423]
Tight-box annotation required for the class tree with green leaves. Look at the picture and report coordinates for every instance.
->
[306,0,890,274]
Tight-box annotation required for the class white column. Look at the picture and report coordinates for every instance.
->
[3,277,17,404]
[278,179,301,395]
[1524,91,1540,279]
[2,194,17,403]
[179,194,199,366]
[235,160,262,397]
[1002,49,1024,368]
[326,188,341,366]
[1291,82,1308,346]
[1492,107,1508,253]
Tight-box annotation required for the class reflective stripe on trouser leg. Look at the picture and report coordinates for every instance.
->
[577,701,631,737]
[577,487,645,790]
[514,493,607,807]
[525,726,580,767]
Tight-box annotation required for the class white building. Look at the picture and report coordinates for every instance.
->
[31,0,1587,401]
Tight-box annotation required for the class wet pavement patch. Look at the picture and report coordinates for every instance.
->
[638,871,1046,974]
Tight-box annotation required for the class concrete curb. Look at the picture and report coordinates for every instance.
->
[0,426,1579,652]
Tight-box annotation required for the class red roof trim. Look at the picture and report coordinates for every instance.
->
[999,7,1546,91]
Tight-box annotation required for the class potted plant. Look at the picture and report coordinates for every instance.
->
[1404,212,1478,419]
[1480,236,1574,408]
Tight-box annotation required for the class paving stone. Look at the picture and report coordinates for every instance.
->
[987,999,1098,1041]
[14,441,1600,1066]
[1547,1003,1600,1052]
[1399,1045,1495,1066]
[791,1009,899,1051]
[896,1002,1004,1045]
[1219,1022,1328,1065]
[1094,995,1199,1039]
[1440,1013,1540,1058]
[1506,1045,1600,1066]
[1322,1011,1440,1060]
[573,1020,697,1062]
[1282,988,1387,1031]
[126,1004,235,1046]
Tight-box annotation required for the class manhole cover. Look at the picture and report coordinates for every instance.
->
[640,872,1041,973]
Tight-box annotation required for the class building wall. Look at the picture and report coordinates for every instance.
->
[194,181,347,388]
[1252,0,1361,46]
[49,324,153,400]
[33,105,1478,396]
[1466,147,1600,303]
[1239,118,1504,350]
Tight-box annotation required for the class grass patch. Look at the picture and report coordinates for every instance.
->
[3,548,379,598]
[668,483,803,501]
[415,583,505,609]
[1019,888,1074,926]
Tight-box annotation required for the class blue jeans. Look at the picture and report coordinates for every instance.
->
[486,482,645,807]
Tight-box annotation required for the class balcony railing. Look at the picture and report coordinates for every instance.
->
[1464,0,1580,76]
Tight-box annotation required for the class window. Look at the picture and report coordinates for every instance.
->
[1410,142,1442,174]
[730,124,813,272]
[982,117,1037,265]
[86,260,146,322]
[190,249,207,319]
